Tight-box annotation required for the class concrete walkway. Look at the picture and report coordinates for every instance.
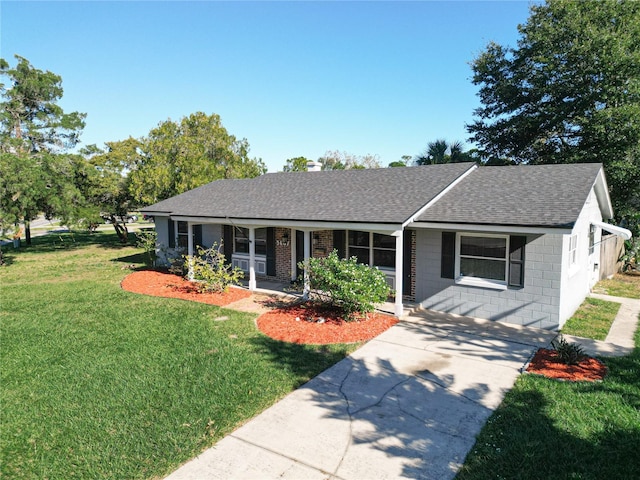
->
[562,293,640,357]
[166,310,556,480]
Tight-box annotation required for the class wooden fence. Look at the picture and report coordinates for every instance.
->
[599,234,625,280]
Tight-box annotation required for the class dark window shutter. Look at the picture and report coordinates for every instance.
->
[223,225,234,262]
[266,227,276,276]
[403,230,412,296]
[295,230,304,278]
[508,235,526,288]
[194,224,203,248]
[441,232,455,279]
[168,219,175,248]
[333,230,346,258]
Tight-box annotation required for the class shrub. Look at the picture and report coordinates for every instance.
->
[135,229,157,267]
[299,250,390,318]
[551,335,587,365]
[184,243,244,293]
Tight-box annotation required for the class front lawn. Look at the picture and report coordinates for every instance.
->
[0,232,356,479]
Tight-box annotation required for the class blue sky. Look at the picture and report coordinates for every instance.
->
[1,1,533,172]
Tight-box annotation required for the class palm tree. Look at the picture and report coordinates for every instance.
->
[415,139,472,165]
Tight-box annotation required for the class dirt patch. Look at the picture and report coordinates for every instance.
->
[526,348,607,382]
[121,270,251,306]
[256,302,398,345]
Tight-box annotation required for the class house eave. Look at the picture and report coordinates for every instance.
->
[409,221,573,235]
[167,215,404,233]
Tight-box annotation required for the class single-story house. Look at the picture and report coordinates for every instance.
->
[141,162,631,330]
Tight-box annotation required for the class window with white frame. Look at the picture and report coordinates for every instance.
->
[176,221,192,249]
[347,230,395,269]
[234,227,267,256]
[568,234,578,266]
[457,234,508,284]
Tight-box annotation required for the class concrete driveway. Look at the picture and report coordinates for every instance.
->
[166,310,556,480]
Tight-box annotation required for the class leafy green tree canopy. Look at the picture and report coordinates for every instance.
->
[282,156,310,172]
[128,112,266,205]
[0,55,86,154]
[0,55,86,244]
[468,0,640,222]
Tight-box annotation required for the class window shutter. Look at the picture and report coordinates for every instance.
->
[403,230,412,296]
[194,224,203,248]
[223,225,234,262]
[441,232,455,279]
[333,230,346,258]
[168,219,175,248]
[266,227,276,276]
[295,230,305,279]
[508,235,526,288]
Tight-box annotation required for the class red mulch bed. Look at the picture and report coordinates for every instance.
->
[526,348,607,382]
[121,270,251,306]
[256,303,399,345]
[122,270,397,344]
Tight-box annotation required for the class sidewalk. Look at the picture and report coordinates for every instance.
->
[562,293,640,357]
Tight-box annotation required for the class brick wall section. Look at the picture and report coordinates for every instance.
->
[414,229,562,330]
[312,230,333,258]
[274,227,293,282]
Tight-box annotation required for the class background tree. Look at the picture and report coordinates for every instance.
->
[317,150,381,170]
[128,112,266,205]
[0,55,86,244]
[414,140,473,165]
[468,0,640,229]
[282,156,310,172]
[388,155,412,167]
[74,139,142,242]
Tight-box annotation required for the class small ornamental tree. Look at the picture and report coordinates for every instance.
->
[135,229,157,267]
[184,243,244,293]
[300,250,390,318]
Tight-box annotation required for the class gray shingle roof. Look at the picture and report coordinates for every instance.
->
[416,163,604,228]
[142,162,476,224]
[143,163,605,228]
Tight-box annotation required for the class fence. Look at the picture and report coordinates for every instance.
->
[599,234,625,280]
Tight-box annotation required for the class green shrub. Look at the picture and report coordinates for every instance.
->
[135,229,157,267]
[300,250,390,318]
[184,243,244,293]
[551,335,587,365]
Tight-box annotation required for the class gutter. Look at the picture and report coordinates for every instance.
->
[592,220,632,240]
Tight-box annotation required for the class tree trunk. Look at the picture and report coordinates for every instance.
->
[25,221,32,246]
[108,214,129,243]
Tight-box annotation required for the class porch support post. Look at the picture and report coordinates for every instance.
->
[303,230,311,300]
[394,230,404,318]
[187,222,194,281]
[290,228,297,282]
[248,227,256,291]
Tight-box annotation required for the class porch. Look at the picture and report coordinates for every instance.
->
[171,219,415,318]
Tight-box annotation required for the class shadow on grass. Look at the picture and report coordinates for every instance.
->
[6,231,139,254]
[111,252,147,265]
[248,335,353,384]
[458,348,640,479]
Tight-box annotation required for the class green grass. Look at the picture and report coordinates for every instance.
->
[458,321,640,479]
[0,232,357,479]
[595,273,640,299]
[561,297,622,340]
